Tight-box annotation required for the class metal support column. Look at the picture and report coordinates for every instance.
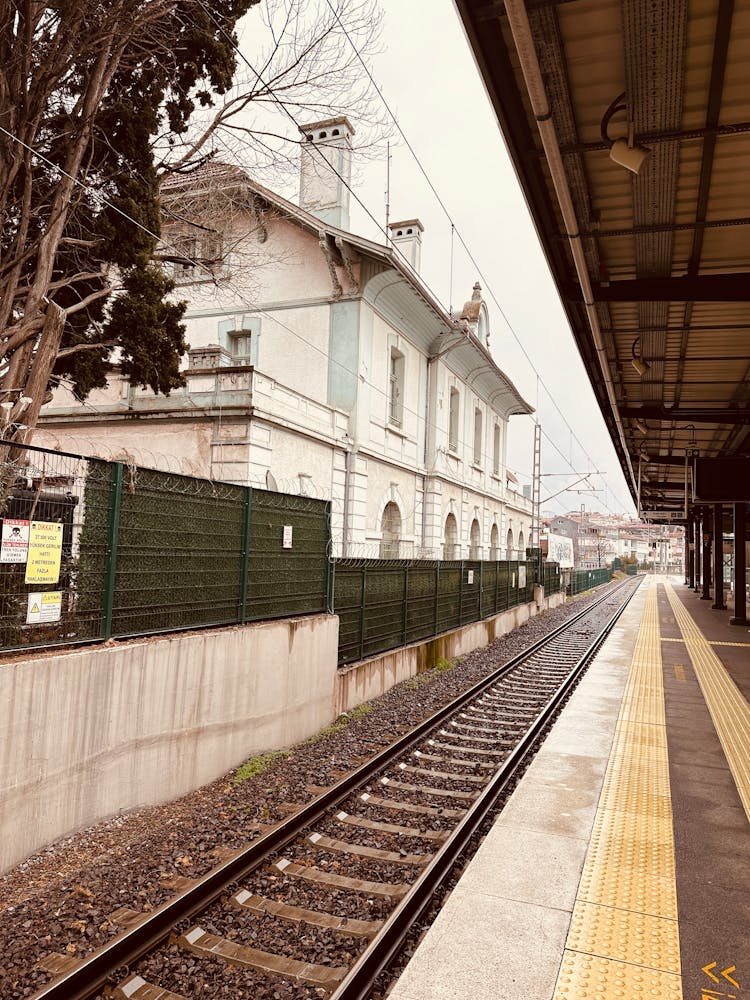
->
[701,510,712,600]
[694,510,702,593]
[730,502,748,626]
[712,503,727,610]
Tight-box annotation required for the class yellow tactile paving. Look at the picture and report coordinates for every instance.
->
[664,581,750,822]
[552,580,682,999]
[554,950,682,1000]
[566,900,681,975]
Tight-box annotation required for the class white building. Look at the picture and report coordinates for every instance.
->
[37,118,533,558]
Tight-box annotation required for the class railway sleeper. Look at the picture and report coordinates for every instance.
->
[175,925,347,989]
[359,791,466,819]
[273,858,409,900]
[380,777,478,801]
[334,811,449,842]
[397,762,486,784]
[307,831,431,866]
[229,889,384,939]
[109,973,187,999]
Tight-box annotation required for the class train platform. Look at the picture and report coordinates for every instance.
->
[389,576,750,1000]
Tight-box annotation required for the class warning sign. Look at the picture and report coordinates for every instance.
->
[0,518,30,563]
[24,521,63,585]
[26,591,62,625]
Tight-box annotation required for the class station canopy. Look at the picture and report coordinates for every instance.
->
[454,0,750,518]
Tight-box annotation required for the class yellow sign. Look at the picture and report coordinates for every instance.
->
[24,521,63,585]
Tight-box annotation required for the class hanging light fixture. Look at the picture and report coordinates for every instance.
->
[601,92,650,175]
[631,337,650,376]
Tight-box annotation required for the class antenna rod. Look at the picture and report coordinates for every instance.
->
[385,141,391,242]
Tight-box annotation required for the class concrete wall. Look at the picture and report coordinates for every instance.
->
[334,588,566,716]
[0,614,338,874]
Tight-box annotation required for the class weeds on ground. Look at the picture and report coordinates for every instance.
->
[404,656,457,689]
[304,701,374,745]
[231,750,291,786]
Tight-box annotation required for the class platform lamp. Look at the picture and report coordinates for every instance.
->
[601,92,650,175]
[631,338,650,377]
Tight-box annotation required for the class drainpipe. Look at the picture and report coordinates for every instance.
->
[502,0,638,498]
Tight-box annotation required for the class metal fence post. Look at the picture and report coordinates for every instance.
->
[495,560,500,613]
[238,486,252,624]
[434,562,440,636]
[102,462,124,640]
[479,561,484,619]
[359,566,367,661]
[458,560,464,625]
[325,500,334,614]
[403,565,409,645]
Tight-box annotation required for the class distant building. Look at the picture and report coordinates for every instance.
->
[37,119,534,558]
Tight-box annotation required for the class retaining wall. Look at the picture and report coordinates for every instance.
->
[0,614,337,873]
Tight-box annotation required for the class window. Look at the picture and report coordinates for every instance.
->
[443,513,458,560]
[493,423,501,475]
[219,316,260,365]
[506,528,514,560]
[380,501,401,558]
[389,348,405,426]
[448,387,459,452]
[469,518,481,559]
[173,235,197,282]
[490,523,499,559]
[518,531,525,559]
[473,407,483,465]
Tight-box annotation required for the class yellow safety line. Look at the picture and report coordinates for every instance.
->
[664,582,750,823]
[552,580,682,1000]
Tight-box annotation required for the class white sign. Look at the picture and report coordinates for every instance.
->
[519,565,527,588]
[467,570,474,584]
[545,532,574,569]
[282,525,293,549]
[26,591,62,625]
[642,510,685,522]
[1,518,30,563]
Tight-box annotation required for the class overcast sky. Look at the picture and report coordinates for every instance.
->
[237,0,638,518]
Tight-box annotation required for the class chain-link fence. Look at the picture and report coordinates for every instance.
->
[0,443,331,653]
[334,557,537,666]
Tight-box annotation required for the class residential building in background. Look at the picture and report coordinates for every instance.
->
[543,512,684,574]
[36,119,534,558]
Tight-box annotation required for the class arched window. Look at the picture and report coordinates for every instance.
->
[490,523,499,559]
[469,518,481,559]
[506,528,514,560]
[518,530,525,559]
[443,513,458,560]
[380,502,401,558]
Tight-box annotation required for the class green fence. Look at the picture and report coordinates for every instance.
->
[567,566,612,596]
[334,558,536,666]
[542,560,562,596]
[0,443,331,652]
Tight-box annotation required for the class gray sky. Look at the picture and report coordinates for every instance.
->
[237,0,638,518]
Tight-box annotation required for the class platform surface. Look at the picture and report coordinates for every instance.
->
[389,577,750,1000]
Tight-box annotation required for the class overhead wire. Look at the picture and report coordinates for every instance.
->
[1,4,625,523]
[318,0,634,514]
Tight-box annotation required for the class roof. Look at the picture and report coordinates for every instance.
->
[160,159,533,418]
[454,0,750,516]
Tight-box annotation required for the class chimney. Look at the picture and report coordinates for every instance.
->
[299,116,354,230]
[388,219,424,273]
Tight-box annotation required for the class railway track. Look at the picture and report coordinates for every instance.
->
[29,577,639,1000]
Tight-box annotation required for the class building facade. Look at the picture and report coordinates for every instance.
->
[37,119,533,558]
